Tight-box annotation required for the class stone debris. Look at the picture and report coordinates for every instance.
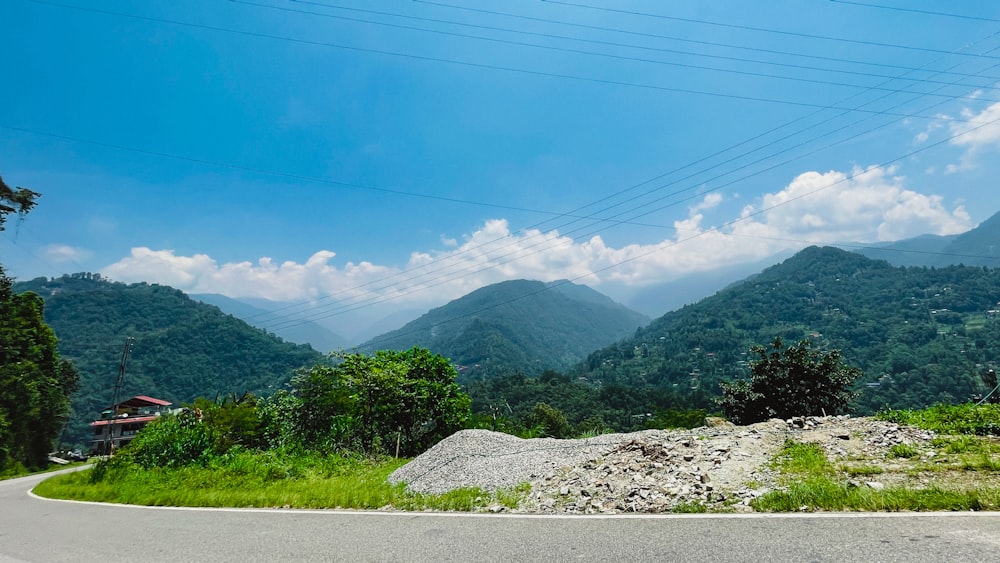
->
[389,416,939,514]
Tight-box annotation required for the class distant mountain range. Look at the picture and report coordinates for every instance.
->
[359,279,650,380]
[190,293,350,353]
[854,211,1000,268]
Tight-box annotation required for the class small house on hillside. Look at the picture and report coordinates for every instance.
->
[90,395,173,455]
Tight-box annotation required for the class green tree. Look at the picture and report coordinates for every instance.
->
[718,337,861,424]
[0,177,79,470]
[523,402,571,438]
[288,348,470,456]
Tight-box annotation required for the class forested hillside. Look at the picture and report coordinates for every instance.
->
[576,246,1000,414]
[360,279,649,380]
[14,273,324,448]
[856,210,1000,268]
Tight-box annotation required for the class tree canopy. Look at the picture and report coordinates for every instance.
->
[718,337,861,424]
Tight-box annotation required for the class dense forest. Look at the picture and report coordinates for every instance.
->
[14,273,324,448]
[575,246,1000,415]
[360,279,649,381]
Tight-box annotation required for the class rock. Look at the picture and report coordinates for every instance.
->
[866,481,885,491]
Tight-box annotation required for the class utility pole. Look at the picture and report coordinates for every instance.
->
[104,337,133,455]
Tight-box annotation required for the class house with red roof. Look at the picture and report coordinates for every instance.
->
[89,396,173,455]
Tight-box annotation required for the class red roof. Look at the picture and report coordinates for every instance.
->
[121,395,172,407]
[90,415,158,427]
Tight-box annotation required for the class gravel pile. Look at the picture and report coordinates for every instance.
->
[388,417,939,513]
[388,428,659,494]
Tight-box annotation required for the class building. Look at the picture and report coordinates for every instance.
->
[89,395,173,455]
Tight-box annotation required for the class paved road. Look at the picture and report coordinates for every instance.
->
[4,470,1000,562]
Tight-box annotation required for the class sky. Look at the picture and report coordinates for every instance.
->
[3,0,1000,334]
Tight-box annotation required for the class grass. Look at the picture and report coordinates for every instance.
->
[887,443,919,459]
[752,436,1000,512]
[753,481,1000,512]
[840,464,883,477]
[33,449,528,511]
[876,403,1000,436]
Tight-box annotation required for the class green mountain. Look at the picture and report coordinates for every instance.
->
[855,211,1000,268]
[190,293,350,352]
[576,246,1000,413]
[13,273,324,448]
[359,279,650,381]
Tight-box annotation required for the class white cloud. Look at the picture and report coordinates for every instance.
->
[100,166,970,311]
[947,101,1000,172]
[42,244,91,264]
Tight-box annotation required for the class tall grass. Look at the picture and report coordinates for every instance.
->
[876,403,1000,435]
[33,449,526,511]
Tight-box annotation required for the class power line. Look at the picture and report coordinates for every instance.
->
[828,0,1000,23]
[541,0,1000,60]
[414,0,1000,81]
[275,0,1000,91]
[16,0,979,120]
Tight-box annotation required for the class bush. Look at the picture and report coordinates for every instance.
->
[718,337,861,425]
[117,412,219,469]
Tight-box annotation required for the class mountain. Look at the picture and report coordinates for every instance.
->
[191,293,350,352]
[576,246,1000,414]
[619,251,798,317]
[13,273,325,448]
[854,211,1000,268]
[359,279,650,380]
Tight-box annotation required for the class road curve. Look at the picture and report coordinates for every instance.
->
[4,470,1000,562]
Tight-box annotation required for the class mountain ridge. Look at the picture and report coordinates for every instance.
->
[360,279,650,379]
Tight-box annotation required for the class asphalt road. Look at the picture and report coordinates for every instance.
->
[4,469,1000,562]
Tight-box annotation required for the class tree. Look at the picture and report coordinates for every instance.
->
[718,337,861,425]
[0,175,39,231]
[288,348,470,456]
[523,402,571,438]
[0,177,79,470]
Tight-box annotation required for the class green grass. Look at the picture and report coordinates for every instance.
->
[33,449,527,511]
[840,464,883,477]
[753,437,1000,512]
[876,403,1000,436]
[772,440,834,476]
[752,480,1000,512]
[671,501,708,513]
[887,443,919,459]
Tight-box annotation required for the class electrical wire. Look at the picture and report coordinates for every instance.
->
[15,0,976,120]
[541,0,1000,60]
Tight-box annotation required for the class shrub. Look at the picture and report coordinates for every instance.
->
[718,337,861,424]
[117,412,219,469]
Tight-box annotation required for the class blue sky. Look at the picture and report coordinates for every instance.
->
[3,0,1000,329]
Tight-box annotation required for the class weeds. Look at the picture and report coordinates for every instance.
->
[887,443,918,459]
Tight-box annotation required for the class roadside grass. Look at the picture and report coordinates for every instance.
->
[33,450,527,511]
[753,434,1000,512]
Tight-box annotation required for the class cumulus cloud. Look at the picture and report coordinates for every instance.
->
[100,165,970,310]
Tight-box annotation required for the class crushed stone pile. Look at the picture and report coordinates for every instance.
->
[389,416,938,514]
